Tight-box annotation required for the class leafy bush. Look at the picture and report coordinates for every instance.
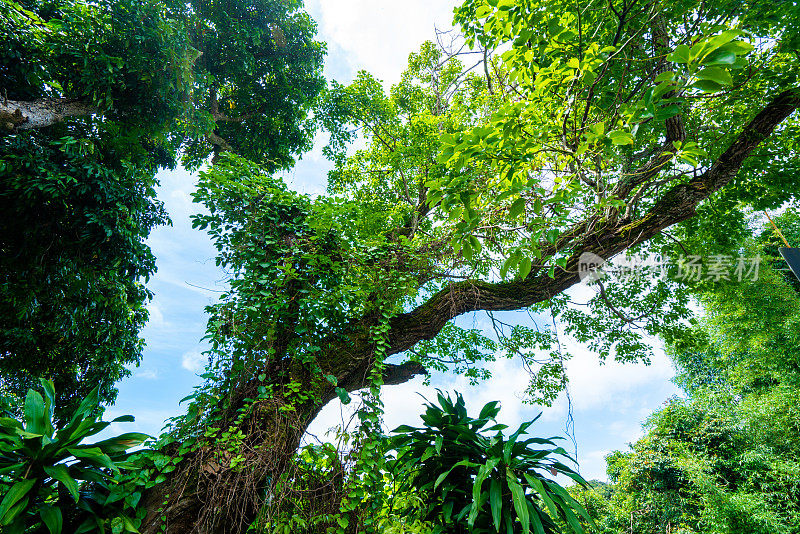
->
[389,392,594,534]
[0,379,148,533]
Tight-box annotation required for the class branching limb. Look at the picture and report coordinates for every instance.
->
[384,87,800,357]
[0,98,97,132]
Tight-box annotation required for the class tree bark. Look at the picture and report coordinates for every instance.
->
[0,98,97,132]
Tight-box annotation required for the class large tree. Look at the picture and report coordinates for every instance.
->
[136,0,799,532]
[0,0,324,416]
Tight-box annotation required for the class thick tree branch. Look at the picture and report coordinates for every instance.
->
[0,98,97,132]
[382,361,428,385]
[207,131,233,164]
[386,87,800,357]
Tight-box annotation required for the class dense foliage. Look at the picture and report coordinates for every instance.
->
[390,392,593,534]
[0,0,324,416]
[566,212,800,533]
[0,380,148,533]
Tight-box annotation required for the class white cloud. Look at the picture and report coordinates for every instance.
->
[145,301,166,327]
[135,369,159,380]
[167,188,196,221]
[181,351,207,373]
[562,341,678,413]
[579,449,614,481]
[308,0,460,86]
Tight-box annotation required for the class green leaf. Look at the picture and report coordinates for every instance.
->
[524,475,560,522]
[111,415,135,423]
[719,40,754,55]
[0,479,35,525]
[469,235,482,257]
[608,130,634,146]
[74,518,99,534]
[515,256,532,280]
[696,66,732,86]
[44,465,79,502]
[479,400,501,420]
[469,458,499,526]
[652,81,676,100]
[121,515,140,533]
[434,464,457,490]
[666,44,690,63]
[691,79,724,93]
[91,432,150,453]
[0,418,23,430]
[654,71,675,82]
[335,387,351,405]
[705,30,744,54]
[0,463,24,476]
[507,469,530,534]
[501,256,518,280]
[548,483,588,532]
[490,478,502,532]
[24,389,47,436]
[39,379,56,421]
[68,447,117,470]
[655,104,682,121]
[72,387,100,423]
[462,238,474,261]
[701,49,736,65]
[509,197,526,218]
[3,502,28,533]
[40,504,63,534]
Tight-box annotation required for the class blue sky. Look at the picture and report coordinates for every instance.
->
[106,0,682,482]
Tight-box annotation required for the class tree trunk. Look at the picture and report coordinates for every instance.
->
[138,360,426,534]
[139,398,315,534]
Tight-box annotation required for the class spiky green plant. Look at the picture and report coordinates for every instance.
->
[0,379,148,533]
[389,392,595,534]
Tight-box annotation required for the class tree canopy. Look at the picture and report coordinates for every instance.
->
[144,0,799,530]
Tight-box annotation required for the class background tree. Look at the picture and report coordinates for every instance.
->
[0,0,324,417]
[0,0,191,418]
[597,212,800,533]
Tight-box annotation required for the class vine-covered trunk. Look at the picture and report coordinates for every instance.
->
[138,398,320,534]
[137,354,427,534]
